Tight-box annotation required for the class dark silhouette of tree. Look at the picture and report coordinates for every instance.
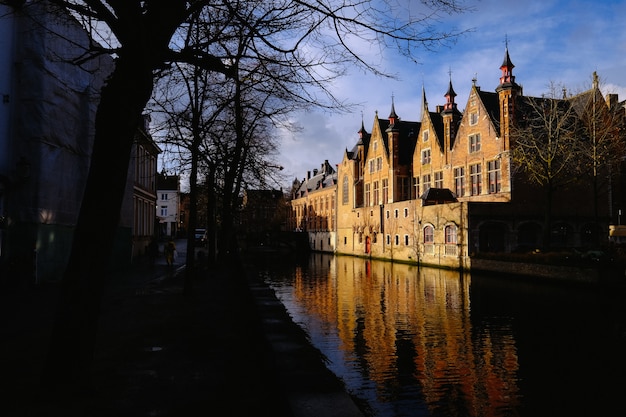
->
[511,83,580,248]
[570,73,626,233]
[5,0,471,396]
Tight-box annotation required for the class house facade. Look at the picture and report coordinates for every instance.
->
[156,172,180,238]
[0,1,116,282]
[288,160,337,253]
[129,115,161,258]
[294,48,626,270]
[0,3,160,282]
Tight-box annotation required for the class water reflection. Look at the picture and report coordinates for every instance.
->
[258,254,523,416]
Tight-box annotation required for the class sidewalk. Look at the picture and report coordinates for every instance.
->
[3,242,365,417]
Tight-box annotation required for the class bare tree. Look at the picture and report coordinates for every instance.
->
[6,0,472,394]
[570,74,626,231]
[511,83,580,247]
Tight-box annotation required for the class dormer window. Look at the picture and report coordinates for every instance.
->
[470,111,478,126]
[469,134,481,153]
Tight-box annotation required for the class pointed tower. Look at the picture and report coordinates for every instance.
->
[441,77,462,160]
[496,46,521,150]
[421,84,428,120]
[356,118,368,181]
[386,97,401,172]
[387,96,399,130]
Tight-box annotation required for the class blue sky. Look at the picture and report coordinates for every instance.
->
[277,0,626,186]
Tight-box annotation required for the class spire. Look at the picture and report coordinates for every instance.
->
[388,94,398,124]
[443,75,457,112]
[421,84,428,115]
[357,116,368,143]
[498,46,516,87]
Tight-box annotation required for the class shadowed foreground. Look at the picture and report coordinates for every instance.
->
[3,253,365,416]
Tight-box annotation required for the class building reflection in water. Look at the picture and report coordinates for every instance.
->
[269,254,521,416]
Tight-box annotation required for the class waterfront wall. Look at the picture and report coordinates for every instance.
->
[469,258,600,284]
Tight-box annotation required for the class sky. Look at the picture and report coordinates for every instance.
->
[276,0,626,187]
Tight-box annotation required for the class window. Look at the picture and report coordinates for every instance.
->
[470,163,482,196]
[422,174,431,194]
[404,208,408,217]
[404,235,409,245]
[423,225,434,243]
[344,237,347,245]
[382,179,388,203]
[369,159,375,173]
[373,140,378,151]
[414,177,420,198]
[422,149,431,164]
[454,167,465,197]
[445,225,457,244]
[342,176,349,205]
[434,171,443,188]
[376,157,382,171]
[386,210,390,219]
[161,193,168,200]
[373,181,379,205]
[395,235,399,245]
[470,111,478,125]
[397,177,410,201]
[488,159,502,194]
[160,206,167,216]
[469,133,481,153]
[386,235,391,245]
[365,183,371,206]
[423,130,429,142]
[394,209,399,218]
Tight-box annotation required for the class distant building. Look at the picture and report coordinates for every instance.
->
[239,188,288,245]
[288,160,337,252]
[156,172,180,238]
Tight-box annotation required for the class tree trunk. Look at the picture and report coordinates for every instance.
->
[206,164,216,266]
[42,56,154,391]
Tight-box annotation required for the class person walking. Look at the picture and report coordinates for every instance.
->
[164,239,176,266]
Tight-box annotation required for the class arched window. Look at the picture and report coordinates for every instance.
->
[445,225,457,244]
[423,225,434,243]
[342,175,349,205]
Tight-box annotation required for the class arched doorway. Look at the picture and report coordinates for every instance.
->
[517,222,542,251]
[365,235,371,254]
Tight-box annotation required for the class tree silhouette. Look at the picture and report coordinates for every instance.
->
[4,0,471,395]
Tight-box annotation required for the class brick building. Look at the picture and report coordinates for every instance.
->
[296,47,626,269]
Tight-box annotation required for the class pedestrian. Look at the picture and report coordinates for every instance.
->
[165,239,176,266]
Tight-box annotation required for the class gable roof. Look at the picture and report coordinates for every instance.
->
[373,118,420,165]
[477,90,501,135]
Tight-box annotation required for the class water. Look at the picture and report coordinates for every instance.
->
[252,252,626,417]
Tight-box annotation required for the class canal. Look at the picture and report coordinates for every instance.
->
[250,252,626,417]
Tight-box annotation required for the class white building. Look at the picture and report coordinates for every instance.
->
[156,172,180,238]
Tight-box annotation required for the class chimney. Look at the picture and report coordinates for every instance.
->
[606,94,618,109]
